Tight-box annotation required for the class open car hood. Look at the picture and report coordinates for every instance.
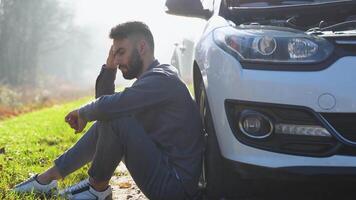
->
[222,0,356,30]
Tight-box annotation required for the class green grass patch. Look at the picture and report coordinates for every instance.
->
[0,97,94,199]
[187,84,195,98]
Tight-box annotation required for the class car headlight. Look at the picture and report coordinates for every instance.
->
[213,26,334,64]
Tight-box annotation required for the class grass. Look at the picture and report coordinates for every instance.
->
[0,97,94,199]
[187,84,195,98]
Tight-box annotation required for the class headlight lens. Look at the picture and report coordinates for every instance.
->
[213,26,334,64]
[288,38,318,59]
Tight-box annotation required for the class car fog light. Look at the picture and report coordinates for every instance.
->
[275,124,332,137]
[239,110,273,139]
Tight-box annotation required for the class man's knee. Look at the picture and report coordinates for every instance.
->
[96,116,142,138]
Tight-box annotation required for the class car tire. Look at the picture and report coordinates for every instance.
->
[197,81,257,200]
[197,82,226,199]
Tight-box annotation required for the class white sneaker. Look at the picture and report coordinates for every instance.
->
[59,178,112,200]
[12,174,57,194]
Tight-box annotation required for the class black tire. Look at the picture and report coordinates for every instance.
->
[197,82,225,199]
[197,81,256,200]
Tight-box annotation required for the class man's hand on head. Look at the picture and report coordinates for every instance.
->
[105,45,118,69]
[65,109,87,134]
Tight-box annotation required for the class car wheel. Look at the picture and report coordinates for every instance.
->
[197,82,225,199]
[197,81,256,200]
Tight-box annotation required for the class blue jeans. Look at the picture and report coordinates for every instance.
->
[54,116,187,200]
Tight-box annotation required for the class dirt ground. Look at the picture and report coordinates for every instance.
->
[111,163,148,200]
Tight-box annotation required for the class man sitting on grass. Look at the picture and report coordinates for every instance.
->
[12,21,204,200]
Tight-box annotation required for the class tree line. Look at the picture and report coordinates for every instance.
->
[0,0,92,86]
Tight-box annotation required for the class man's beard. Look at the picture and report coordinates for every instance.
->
[120,49,143,80]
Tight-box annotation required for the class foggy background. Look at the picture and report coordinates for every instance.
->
[0,0,205,89]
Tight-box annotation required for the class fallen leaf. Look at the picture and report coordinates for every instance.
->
[118,182,132,189]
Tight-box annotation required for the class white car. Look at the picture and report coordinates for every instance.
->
[166,0,356,198]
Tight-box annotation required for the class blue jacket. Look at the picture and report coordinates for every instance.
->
[79,60,204,196]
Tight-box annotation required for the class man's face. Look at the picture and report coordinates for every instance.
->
[113,38,144,80]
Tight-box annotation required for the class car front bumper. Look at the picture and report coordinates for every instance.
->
[196,33,356,169]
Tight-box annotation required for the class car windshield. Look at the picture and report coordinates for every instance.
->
[228,0,354,7]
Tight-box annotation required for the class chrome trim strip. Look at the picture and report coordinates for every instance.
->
[319,114,356,147]
[335,40,356,45]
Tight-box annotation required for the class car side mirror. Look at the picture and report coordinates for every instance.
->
[165,0,212,19]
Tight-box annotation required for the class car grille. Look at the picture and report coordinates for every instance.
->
[321,113,356,142]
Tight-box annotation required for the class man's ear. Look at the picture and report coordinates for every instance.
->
[137,39,147,55]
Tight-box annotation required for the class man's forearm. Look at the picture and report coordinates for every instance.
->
[79,73,173,122]
[95,65,117,98]
[78,100,99,122]
[78,98,107,122]
[78,92,124,122]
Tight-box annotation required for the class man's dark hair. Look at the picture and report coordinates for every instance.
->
[110,21,154,52]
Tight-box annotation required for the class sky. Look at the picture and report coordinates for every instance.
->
[59,0,206,85]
